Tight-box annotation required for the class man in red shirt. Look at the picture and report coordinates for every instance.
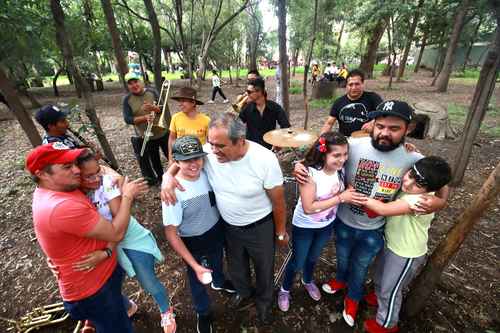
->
[27,143,146,333]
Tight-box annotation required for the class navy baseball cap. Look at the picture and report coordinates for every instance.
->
[172,136,207,161]
[368,100,414,123]
[35,105,69,129]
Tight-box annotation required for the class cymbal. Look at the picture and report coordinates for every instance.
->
[351,130,370,138]
[263,128,318,148]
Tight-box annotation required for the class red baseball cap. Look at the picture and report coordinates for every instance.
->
[26,142,86,175]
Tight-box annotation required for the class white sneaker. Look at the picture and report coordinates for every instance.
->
[207,100,215,104]
[223,99,229,103]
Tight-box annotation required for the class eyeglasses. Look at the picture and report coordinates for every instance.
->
[246,89,258,95]
[409,165,428,187]
[82,167,102,181]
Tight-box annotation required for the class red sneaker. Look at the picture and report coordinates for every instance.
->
[321,279,347,294]
[364,291,378,307]
[342,296,359,327]
[364,318,399,333]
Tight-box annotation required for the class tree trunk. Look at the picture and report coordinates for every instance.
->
[53,67,64,97]
[387,17,396,89]
[359,19,387,79]
[292,47,299,77]
[462,16,484,71]
[51,0,119,170]
[451,26,500,186]
[435,0,471,92]
[19,87,42,109]
[100,0,128,91]
[414,30,428,73]
[404,161,500,318]
[277,0,290,117]
[0,67,42,147]
[303,0,319,130]
[143,0,163,92]
[195,0,249,87]
[335,20,344,60]
[431,31,447,83]
[397,0,424,81]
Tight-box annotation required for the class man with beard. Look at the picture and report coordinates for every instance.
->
[320,69,383,136]
[295,100,449,327]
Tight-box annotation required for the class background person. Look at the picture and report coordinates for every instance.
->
[239,77,290,150]
[168,87,209,165]
[320,69,383,137]
[122,72,169,186]
[207,70,229,104]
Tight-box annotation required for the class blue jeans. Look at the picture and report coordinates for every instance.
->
[123,248,170,313]
[282,223,335,291]
[186,244,225,315]
[63,266,133,333]
[334,219,384,301]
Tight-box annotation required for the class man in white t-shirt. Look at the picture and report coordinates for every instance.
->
[161,112,288,326]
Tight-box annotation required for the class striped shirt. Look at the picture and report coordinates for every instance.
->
[162,170,220,237]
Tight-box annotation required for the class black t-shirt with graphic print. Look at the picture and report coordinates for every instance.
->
[329,91,383,136]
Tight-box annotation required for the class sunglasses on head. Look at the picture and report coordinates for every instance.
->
[409,165,428,187]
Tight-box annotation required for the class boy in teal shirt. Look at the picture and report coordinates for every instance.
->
[360,156,452,333]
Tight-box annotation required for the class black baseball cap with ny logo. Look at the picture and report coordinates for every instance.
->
[368,100,414,123]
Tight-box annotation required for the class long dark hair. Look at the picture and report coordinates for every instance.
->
[304,131,348,187]
[304,132,348,169]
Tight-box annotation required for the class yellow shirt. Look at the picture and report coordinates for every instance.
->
[169,111,210,144]
[384,192,435,258]
[339,68,348,79]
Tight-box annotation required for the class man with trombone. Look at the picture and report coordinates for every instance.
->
[123,72,169,186]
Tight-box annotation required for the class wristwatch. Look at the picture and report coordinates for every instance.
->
[104,248,113,258]
[276,234,285,241]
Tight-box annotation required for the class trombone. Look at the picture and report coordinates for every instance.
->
[140,79,171,156]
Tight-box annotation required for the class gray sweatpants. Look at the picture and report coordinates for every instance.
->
[374,247,426,328]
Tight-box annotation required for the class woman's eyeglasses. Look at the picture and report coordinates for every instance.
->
[82,168,102,181]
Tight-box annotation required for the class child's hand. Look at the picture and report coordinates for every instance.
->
[73,250,108,271]
[339,188,367,206]
[194,264,212,284]
[122,177,149,199]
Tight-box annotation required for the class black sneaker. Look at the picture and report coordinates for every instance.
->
[196,313,213,333]
[211,280,236,294]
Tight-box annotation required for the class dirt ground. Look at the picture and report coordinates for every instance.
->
[0,70,499,333]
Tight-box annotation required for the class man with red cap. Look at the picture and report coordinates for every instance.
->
[27,142,147,333]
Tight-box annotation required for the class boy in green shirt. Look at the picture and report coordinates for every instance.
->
[360,156,452,333]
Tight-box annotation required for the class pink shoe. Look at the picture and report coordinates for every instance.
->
[277,289,290,312]
[302,280,321,301]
